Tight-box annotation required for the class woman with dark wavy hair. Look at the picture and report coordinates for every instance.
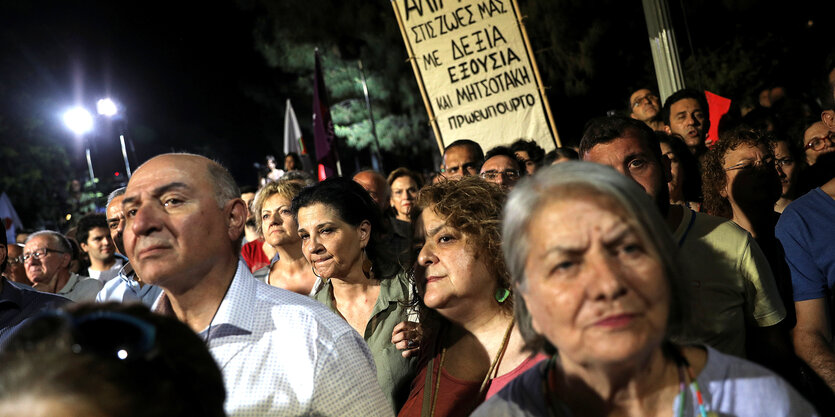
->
[292,177,417,412]
[399,177,546,417]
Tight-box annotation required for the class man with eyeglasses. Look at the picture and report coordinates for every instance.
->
[479,146,524,191]
[0,229,69,343]
[580,116,788,364]
[23,231,102,302]
[441,139,484,180]
[628,88,664,131]
[802,121,833,166]
[122,153,389,416]
[2,243,28,286]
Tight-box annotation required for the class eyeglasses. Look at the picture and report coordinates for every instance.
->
[22,248,67,262]
[480,169,521,181]
[37,310,158,361]
[804,133,833,151]
[631,93,659,108]
[724,157,775,172]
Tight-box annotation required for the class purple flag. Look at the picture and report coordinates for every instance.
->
[312,49,340,180]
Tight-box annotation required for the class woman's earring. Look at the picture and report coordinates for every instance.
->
[495,288,511,303]
[362,248,374,280]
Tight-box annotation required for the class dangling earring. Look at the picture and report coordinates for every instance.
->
[495,287,511,303]
[362,248,374,280]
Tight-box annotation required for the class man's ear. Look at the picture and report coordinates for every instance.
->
[59,253,71,269]
[226,198,248,242]
[664,125,672,135]
[661,153,672,184]
[822,110,835,131]
[79,242,89,253]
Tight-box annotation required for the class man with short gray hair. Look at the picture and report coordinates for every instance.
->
[122,153,390,416]
[23,231,102,301]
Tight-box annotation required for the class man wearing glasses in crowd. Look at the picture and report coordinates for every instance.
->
[479,145,524,190]
[0,229,69,343]
[22,231,102,301]
[628,88,665,131]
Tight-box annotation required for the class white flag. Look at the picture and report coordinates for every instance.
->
[283,99,313,173]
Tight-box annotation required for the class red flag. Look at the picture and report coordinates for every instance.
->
[312,50,340,180]
[705,91,731,148]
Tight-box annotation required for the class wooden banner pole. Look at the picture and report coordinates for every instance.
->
[511,0,561,148]
[391,0,446,156]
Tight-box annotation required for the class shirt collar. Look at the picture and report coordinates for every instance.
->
[57,273,80,295]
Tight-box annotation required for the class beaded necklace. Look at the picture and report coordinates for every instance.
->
[542,348,714,417]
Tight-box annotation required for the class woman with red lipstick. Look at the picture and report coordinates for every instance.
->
[473,162,816,416]
[398,177,547,417]
[292,177,418,413]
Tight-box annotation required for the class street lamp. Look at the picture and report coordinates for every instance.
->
[97,98,132,177]
[63,106,96,180]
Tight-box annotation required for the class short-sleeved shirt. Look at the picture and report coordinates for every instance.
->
[0,277,70,343]
[672,209,786,357]
[775,188,835,301]
[314,272,417,411]
[472,346,817,417]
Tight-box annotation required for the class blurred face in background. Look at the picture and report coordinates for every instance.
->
[390,176,418,222]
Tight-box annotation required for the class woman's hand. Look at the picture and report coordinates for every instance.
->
[392,321,421,358]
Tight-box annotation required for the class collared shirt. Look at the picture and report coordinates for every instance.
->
[58,273,104,302]
[0,277,70,343]
[153,260,393,417]
[313,272,417,411]
[87,257,124,283]
[95,262,163,307]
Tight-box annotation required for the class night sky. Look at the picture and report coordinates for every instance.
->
[2,0,834,191]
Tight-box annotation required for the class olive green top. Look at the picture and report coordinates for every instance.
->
[313,272,417,412]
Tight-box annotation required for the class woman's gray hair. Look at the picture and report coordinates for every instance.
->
[502,161,688,352]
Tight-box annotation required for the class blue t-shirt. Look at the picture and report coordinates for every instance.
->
[775,188,835,301]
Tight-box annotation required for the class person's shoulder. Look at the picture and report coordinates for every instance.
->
[690,212,751,246]
[76,275,105,290]
[473,360,550,417]
[250,278,354,338]
[700,346,818,415]
[8,280,70,306]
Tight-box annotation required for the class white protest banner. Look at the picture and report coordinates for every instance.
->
[391,0,560,154]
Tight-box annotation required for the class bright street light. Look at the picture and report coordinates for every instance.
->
[62,107,93,135]
[97,98,118,117]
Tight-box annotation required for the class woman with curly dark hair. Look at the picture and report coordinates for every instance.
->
[701,129,783,237]
[398,177,547,417]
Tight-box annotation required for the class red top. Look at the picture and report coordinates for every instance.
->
[397,350,547,416]
[241,239,270,273]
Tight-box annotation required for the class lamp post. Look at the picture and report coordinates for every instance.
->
[97,98,132,178]
[62,106,95,180]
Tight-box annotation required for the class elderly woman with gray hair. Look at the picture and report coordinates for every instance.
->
[473,162,817,416]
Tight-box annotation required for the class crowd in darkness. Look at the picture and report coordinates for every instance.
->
[0,59,833,416]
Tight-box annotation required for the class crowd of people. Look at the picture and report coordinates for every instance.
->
[0,63,834,416]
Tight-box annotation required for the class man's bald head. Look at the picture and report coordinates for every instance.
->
[353,170,390,213]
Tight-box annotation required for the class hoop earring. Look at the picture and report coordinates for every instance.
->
[495,288,511,303]
[362,248,374,280]
[311,265,322,279]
